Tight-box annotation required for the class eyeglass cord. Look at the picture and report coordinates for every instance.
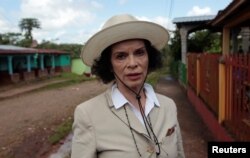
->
[114,73,161,157]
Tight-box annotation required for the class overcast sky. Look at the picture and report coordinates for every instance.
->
[0,0,232,44]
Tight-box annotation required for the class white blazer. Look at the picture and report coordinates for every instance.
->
[71,87,185,158]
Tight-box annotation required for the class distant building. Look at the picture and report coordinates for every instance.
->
[71,58,91,76]
[0,45,71,84]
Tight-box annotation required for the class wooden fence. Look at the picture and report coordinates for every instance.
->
[199,54,220,114]
[224,54,250,141]
[187,53,220,114]
[187,53,250,141]
[187,53,197,91]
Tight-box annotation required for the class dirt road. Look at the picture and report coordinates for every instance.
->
[0,80,108,158]
[0,77,213,158]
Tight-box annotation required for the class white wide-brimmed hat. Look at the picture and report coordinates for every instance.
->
[81,14,169,66]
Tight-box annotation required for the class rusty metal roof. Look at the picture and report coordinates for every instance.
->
[210,0,249,27]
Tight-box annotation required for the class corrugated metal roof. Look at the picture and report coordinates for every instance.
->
[0,45,69,54]
[172,15,216,23]
[0,45,36,51]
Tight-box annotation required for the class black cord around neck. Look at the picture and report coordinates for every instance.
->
[114,72,161,156]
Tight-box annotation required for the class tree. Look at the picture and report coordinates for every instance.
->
[18,18,41,40]
[169,29,181,60]
[0,32,22,45]
[168,30,182,78]
[16,39,33,47]
[37,40,83,58]
[188,30,221,53]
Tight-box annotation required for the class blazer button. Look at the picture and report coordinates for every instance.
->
[147,146,155,153]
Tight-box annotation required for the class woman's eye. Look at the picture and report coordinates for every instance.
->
[116,53,127,60]
[135,49,146,56]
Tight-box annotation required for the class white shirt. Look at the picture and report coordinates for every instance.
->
[111,83,160,125]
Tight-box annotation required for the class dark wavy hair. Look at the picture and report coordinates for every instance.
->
[91,40,163,84]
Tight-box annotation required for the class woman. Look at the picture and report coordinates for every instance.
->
[71,14,185,158]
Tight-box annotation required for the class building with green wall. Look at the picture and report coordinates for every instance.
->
[71,58,91,75]
[0,45,71,84]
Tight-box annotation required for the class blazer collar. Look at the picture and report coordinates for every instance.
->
[105,87,160,138]
[111,83,160,110]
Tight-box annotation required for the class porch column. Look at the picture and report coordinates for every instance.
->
[180,28,188,64]
[231,28,241,53]
[26,55,31,72]
[40,54,44,70]
[51,55,55,69]
[219,60,226,123]
[7,56,13,74]
[222,27,230,55]
[242,27,249,53]
[196,55,200,95]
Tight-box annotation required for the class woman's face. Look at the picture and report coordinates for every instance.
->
[111,39,149,91]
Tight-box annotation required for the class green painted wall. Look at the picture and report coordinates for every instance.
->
[0,57,8,71]
[71,58,90,75]
[55,55,71,66]
[0,54,71,72]
[178,61,187,86]
[44,54,71,67]
[0,55,37,71]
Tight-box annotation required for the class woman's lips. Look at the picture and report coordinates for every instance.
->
[126,73,141,80]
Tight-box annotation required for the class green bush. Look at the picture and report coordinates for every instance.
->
[48,117,73,145]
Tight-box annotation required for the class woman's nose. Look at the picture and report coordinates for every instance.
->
[127,55,137,68]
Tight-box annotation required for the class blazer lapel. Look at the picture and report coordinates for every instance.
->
[144,104,163,138]
[105,88,149,136]
[148,105,160,129]
[110,104,149,136]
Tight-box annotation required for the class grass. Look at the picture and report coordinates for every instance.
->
[39,73,94,145]
[48,117,73,145]
[45,68,169,90]
[147,71,161,86]
[40,72,95,90]
[147,64,170,87]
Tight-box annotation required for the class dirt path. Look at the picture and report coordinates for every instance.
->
[0,80,108,158]
[155,77,214,158]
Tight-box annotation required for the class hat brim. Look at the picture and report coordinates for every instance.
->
[81,21,169,66]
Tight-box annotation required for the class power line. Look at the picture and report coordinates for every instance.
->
[168,0,174,20]
[165,0,174,31]
[0,11,19,32]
